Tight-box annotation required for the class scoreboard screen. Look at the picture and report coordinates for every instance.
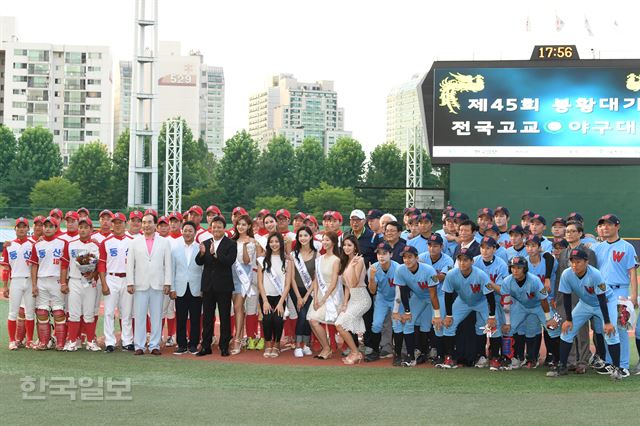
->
[420,59,640,164]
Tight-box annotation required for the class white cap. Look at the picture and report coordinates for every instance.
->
[350,209,366,220]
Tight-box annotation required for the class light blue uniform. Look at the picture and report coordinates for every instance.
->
[558,266,619,346]
[419,253,454,336]
[442,267,493,337]
[523,255,557,337]
[505,245,528,261]
[437,229,458,258]
[593,239,638,369]
[394,263,438,333]
[473,255,508,338]
[498,232,511,248]
[539,236,553,254]
[370,260,403,334]
[501,273,560,338]
[409,234,448,257]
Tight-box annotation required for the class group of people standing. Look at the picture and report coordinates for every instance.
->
[2,204,638,379]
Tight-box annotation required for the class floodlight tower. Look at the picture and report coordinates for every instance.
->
[127,0,159,209]
[405,125,423,207]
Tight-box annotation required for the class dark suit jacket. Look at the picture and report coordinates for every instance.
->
[453,240,480,259]
[195,236,237,293]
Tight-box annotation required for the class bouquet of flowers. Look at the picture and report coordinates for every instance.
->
[75,250,98,285]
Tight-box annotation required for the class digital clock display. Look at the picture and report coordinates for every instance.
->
[531,45,580,60]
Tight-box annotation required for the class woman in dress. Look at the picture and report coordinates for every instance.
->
[256,213,278,251]
[307,231,342,359]
[230,215,262,355]
[335,235,370,365]
[288,226,317,358]
[257,232,291,358]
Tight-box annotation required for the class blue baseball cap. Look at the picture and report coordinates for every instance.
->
[403,207,420,216]
[428,233,444,245]
[375,242,392,253]
[455,212,469,222]
[569,248,589,260]
[552,238,569,249]
[477,207,494,219]
[531,214,546,225]
[480,236,498,248]
[401,245,419,256]
[566,212,584,223]
[521,210,535,219]
[456,248,474,260]
[525,235,542,246]
[495,206,510,217]
[367,209,383,220]
[508,225,525,235]
[418,212,433,223]
[597,214,620,226]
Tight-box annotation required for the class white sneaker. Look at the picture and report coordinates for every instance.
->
[294,348,304,358]
[9,341,19,350]
[85,340,101,352]
[66,341,78,352]
[165,336,175,347]
[475,356,488,368]
[510,357,521,369]
[302,345,313,356]
[47,336,56,350]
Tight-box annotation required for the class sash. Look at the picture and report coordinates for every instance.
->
[234,261,255,297]
[315,257,338,322]
[265,265,285,296]
[293,253,313,290]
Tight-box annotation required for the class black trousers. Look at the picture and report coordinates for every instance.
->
[290,287,312,337]
[260,295,285,342]
[175,284,202,349]
[202,290,232,351]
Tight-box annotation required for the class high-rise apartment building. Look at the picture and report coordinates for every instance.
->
[0,17,113,165]
[248,74,351,152]
[386,74,424,153]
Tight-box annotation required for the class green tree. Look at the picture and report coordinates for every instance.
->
[4,127,62,210]
[253,195,298,215]
[302,182,358,219]
[182,182,225,213]
[65,141,113,209]
[325,137,366,188]
[110,129,130,210]
[362,143,405,207]
[0,193,9,218]
[293,137,325,195]
[0,125,17,182]
[255,136,296,198]
[30,177,81,216]
[216,130,260,211]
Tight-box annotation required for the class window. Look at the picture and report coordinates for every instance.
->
[86,130,100,137]
[87,79,101,85]
[64,79,85,90]
[27,50,49,62]
[64,104,84,115]
[12,102,27,109]
[86,104,100,111]
[27,76,49,88]
[64,129,84,141]
[27,90,48,101]
[14,49,27,56]
[87,52,102,60]
[28,63,49,75]
[28,103,48,114]
[12,89,26,95]
[64,91,85,103]
[87,66,101,72]
[65,65,85,77]
[13,62,27,69]
[65,52,85,64]
[54,130,60,135]
[26,115,48,127]
[63,117,84,129]
[86,91,101,98]
[13,75,27,82]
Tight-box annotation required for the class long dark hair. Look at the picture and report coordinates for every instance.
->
[264,232,286,273]
[294,226,316,261]
[339,234,360,275]
[232,214,254,240]
[322,231,341,259]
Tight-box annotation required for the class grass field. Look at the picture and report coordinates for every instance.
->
[0,299,637,425]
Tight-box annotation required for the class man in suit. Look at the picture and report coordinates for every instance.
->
[170,221,203,355]
[195,215,237,356]
[126,213,172,355]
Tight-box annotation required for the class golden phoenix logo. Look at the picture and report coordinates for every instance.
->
[439,73,485,114]
[626,73,640,92]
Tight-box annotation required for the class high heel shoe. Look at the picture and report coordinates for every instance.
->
[343,352,363,365]
[316,350,333,360]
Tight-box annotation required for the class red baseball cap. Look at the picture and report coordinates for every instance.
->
[99,209,114,218]
[169,212,183,221]
[205,205,220,215]
[65,211,80,221]
[294,212,307,220]
[129,210,143,220]
[78,217,93,227]
[15,217,29,227]
[232,207,248,216]
[43,216,59,227]
[257,209,270,217]
[158,216,169,225]
[77,207,90,216]
[189,205,204,216]
[144,209,158,218]
[276,209,291,219]
[323,211,343,222]
[33,215,46,224]
[304,215,318,226]
[112,212,127,222]
[49,208,63,218]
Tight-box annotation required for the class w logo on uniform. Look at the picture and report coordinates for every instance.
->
[388,278,395,287]
[585,286,595,294]
[527,292,535,299]
[418,281,428,290]
[489,273,498,283]
[612,251,625,262]
[470,284,481,293]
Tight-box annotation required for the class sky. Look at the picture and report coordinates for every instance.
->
[3,0,639,153]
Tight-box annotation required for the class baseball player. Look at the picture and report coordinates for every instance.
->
[60,217,101,351]
[529,214,553,253]
[156,216,177,346]
[393,245,440,367]
[364,242,401,362]
[475,208,494,243]
[483,225,509,264]
[472,236,508,370]
[29,216,45,243]
[168,212,183,239]
[551,218,567,238]
[548,248,624,379]
[592,214,638,377]
[77,207,90,220]
[493,256,560,369]
[494,206,511,248]
[89,209,114,345]
[2,218,35,349]
[399,208,419,241]
[188,205,213,243]
[126,210,143,238]
[505,225,527,260]
[28,216,67,350]
[60,211,80,242]
[437,210,459,258]
[98,212,135,352]
[48,208,64,237]
[520,210,535,229]
[438,248,496,369]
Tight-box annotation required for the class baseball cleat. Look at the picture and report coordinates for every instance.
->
[165,336,175,347]
[401,357,416,367]
[65,341,78,352]
[392,354,402,367]
[619,368,630,378]
[9,341,19,350]
[105,345,115,353]
[610,367,624,380]
[85,340,101,352]
[489,358,502,371]
[437,355,458,369]
[595,364,614,375]
[474,356,488,368]
[590,354,606,370]
[546,365,568,377]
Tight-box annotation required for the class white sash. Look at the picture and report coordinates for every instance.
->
[234,261,255,297]
[265,265,285,296]
[293,253,313,290]
[315,256,338,322]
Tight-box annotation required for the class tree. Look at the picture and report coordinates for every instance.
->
[293,137,325,195]
[0,125,17,182]
[65,141,114,209]
[362,143,405,207]
[182,182,225,214]
[255,136,296,198]
[302,182,358,219]
[253,195,298,215]
[324,137,366,188]
[30,177,81,216]
[216,130,260,211]
[110,129,130,210]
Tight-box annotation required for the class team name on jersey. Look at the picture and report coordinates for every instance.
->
[612,251,625,262]
[470,283,482,293]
